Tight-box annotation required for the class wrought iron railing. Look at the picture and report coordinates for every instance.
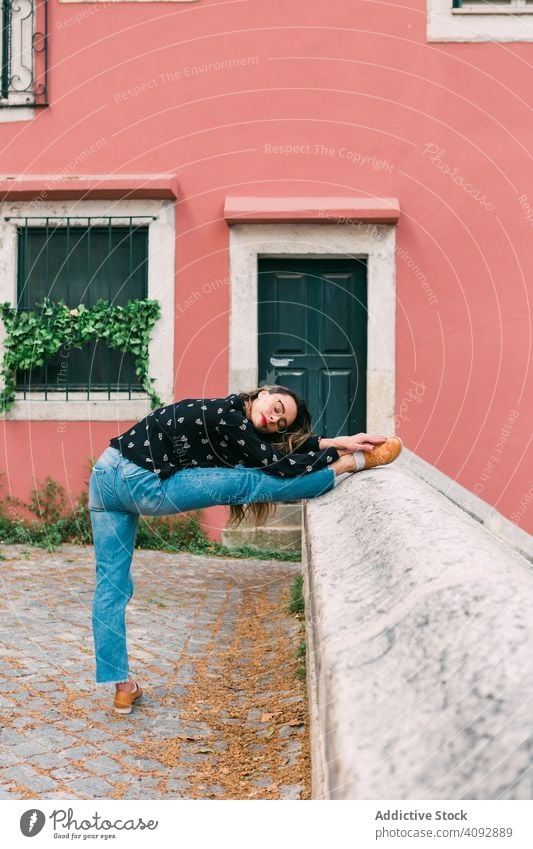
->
[0,0,47,106]
[452,0,533,7]
[9,216,153,398]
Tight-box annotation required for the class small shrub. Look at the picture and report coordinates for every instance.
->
[296,637,307,680]
[287,573,307,680]
[215,543,301,562]
[136,512,209,553]
[287,573,305,615]
[29,476,66,524]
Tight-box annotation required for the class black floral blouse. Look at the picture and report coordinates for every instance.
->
[110,393,339,479]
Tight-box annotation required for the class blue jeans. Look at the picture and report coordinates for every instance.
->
[89,446,334,684]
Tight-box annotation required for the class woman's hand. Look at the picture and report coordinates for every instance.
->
[320,433,388,454]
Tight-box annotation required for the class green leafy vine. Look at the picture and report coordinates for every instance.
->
[0,298,162,413]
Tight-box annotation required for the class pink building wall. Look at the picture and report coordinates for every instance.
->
[0,0,531,535]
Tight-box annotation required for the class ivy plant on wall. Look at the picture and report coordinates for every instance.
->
[0,298,162,413]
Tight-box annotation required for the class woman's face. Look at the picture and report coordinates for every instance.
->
[250,390,298,435]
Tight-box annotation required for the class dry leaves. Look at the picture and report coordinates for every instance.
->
[132,581,310,799]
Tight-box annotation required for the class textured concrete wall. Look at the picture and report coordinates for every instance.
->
[303,466,533,800]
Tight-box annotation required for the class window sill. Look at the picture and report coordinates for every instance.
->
[4,395,154,421]
[0,106,36,124]
[59,0,198,3]
[452,7,533,13]
[428,0,533,40]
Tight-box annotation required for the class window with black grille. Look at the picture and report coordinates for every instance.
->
[16,218,149,399]
[452,0,533,9]
[0,0,48,106]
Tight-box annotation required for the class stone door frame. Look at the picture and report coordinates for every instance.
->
[228,222,397,435]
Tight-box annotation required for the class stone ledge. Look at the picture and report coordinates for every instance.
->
[397,448,532,563]
[303,466,533,799]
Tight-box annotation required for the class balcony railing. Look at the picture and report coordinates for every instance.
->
[1,0,47,107]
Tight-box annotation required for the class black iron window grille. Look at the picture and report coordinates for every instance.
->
[10,216,155,400]
[1,0,47,106]
[452,0,533,8]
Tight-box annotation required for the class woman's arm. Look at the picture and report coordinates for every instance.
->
[298,433,388,456]
[318,433,388,454]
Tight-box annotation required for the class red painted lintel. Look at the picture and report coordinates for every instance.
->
[224,196,400,224]
[0,175,179,202]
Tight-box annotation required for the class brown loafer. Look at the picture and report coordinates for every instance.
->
[363,437,403,469]
[113,682,143,715]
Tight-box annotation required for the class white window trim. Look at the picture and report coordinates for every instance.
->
[0,108,35,124]
[0,198,175,421]
[228,223,397,436]
[428,0,533,40]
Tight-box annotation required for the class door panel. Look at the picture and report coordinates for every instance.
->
[275,274,308,354]
[320,369,354,436]
[267,369,308,403]
[320,274,355,354]
[258,259,367,436]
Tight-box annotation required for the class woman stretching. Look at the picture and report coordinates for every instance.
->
[89,385,402,714]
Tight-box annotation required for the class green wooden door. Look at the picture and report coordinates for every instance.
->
[258,258,367,437]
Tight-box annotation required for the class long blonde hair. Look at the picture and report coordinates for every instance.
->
[228,385,314,528]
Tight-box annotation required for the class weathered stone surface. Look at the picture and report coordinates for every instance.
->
[304,467,533,800]
[222,526,302,551]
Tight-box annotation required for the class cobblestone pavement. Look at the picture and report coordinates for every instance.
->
[0,544,309,800]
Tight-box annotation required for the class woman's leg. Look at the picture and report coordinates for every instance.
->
[156,465,337,515]
[91,507,138,685]
[89,451,139,686]
[90,454,345,689]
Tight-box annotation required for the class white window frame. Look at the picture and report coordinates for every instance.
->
[228,222,397,436]
[0,197,175,421]
[428,0,533,40]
